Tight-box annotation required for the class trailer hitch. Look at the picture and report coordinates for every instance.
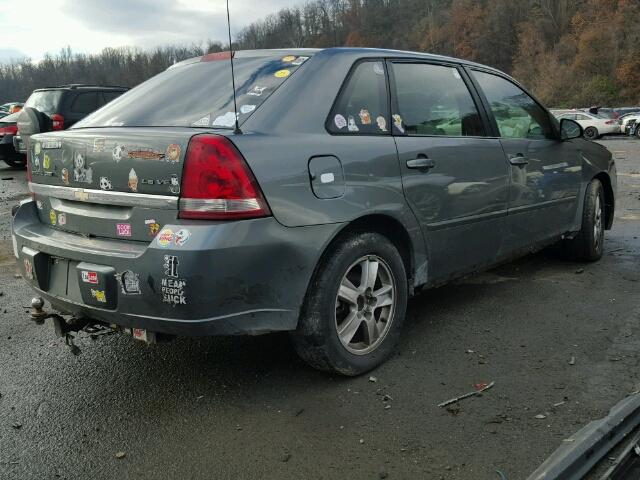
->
[30,296,112,355]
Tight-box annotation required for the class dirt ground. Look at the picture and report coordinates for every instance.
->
[0,138,639,480]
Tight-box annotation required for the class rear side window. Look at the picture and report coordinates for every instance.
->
[327,61,390,135]
[73,53,311,129]
[102,91,124,104]
[472,70,554,140]
[70,92,99,114]
[390,63,485,137]
[24,91,63,114]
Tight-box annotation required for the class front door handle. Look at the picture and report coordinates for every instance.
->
[406,157,435,170]
[508,154,529,167]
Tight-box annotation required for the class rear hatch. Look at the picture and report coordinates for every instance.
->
[28,49,312,241]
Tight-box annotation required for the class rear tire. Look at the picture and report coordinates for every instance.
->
[291,232,408,376]
[3,155,26,168]
[563,179,605,262]
[584,126,599,140]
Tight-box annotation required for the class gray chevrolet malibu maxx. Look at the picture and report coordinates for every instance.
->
[12,48,616,375]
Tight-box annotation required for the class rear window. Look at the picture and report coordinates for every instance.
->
[24,91,63,114]
[73,53,311,129]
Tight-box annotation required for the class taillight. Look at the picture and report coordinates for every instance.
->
[178,135,271,220]
[0,125,17,136]
[51,114,64,130]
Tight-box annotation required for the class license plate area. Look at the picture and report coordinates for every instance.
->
[76,262,118,309]
[48,257,70,297]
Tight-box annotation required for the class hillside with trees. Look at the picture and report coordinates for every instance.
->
[1,0,639,107]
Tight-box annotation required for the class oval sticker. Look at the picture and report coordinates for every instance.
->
[282,55,296,62]
[274,69,290,78]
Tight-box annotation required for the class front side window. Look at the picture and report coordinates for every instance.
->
[472,70,554,140]
[328,60,390,135]
[390,62,485,137]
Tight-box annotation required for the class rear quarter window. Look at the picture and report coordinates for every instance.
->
[327,60,390,135]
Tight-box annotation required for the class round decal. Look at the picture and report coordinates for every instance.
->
[166,144,181,162]
[274,69,291,78]
[334,114,347,130]
[157,228,174,247]
[282,55,296,62]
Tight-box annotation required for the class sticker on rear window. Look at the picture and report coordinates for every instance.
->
[212,112,239,127]
[373,62,384,75]
[376,116,387,132]
[274,69,290,78]
[359,109,372,125]
[347,116,359,132]
[247,86,267,97]
[192,114,210,127]
[334,114,347,129]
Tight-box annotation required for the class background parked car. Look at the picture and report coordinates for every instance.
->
[0,111,24,167]
[555,111,619,139]
[618,112,640,137]
[12,84,128,159]
[1,102,24,114]
[614,106,640,117]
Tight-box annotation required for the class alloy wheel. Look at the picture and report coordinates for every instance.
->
[335,255,396,355]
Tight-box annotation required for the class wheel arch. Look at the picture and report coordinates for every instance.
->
[594,172,614,229]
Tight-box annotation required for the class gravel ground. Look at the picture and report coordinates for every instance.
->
[0,139,639,480]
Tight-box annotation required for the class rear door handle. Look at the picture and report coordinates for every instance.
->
[508,154,529,167]
[406,157,435,170]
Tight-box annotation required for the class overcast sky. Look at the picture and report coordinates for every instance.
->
[0,0,301,63]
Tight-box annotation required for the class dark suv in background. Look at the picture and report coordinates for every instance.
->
[3,84,127,167]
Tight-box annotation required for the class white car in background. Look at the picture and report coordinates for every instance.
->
[618,112,640,136]
[555,111,620,139]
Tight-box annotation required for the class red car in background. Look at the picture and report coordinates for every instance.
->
[0,111,24,168]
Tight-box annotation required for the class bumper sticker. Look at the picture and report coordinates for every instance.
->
[161,278,187,306]
[73,151,93,183]
[81,271,99,284]
[57,213,66,226]
[49,209,57,225]
[61,168,70,185]
[174,229,191,247]
[116,223,132,237]
[120,271,141,295]
[157,228,174,247]
[93,138,106,152]
[99,176,113,191]
[145,219,161,237]
[113,145,127,162]
[23,258,34,280]
[163,255,179,278]
[91,289,107,303]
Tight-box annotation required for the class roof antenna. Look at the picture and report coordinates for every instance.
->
[226,0,241,134]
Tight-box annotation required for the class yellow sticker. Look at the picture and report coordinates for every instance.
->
[43,154,51,170]
[91,289,106,303]
[274,69,290,78]
[282,55,296,62]
[49,209,57,225]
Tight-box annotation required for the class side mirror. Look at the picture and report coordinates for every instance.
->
[560,118,583,140]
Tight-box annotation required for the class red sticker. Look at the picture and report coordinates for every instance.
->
[81,271,99,284]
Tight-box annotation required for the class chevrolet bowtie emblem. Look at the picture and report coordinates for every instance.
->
[74,190,90,201]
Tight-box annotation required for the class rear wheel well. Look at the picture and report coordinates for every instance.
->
[593,172,614,229]
[317,215,414,290]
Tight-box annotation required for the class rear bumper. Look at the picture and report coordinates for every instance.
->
[12,201,342,336]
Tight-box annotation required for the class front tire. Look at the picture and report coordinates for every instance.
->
[291,232,408,376]
[584,126,599,140]
[563,179,605,262]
